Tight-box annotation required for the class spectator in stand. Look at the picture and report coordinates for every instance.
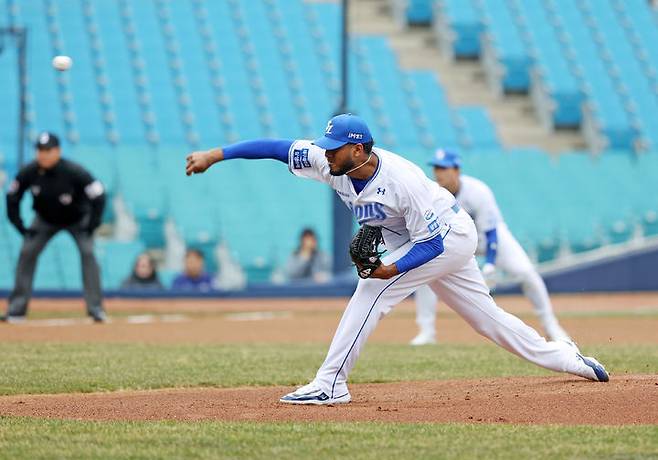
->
[121,252,164,290]
[285,228,331,283]
[172,248,213,291]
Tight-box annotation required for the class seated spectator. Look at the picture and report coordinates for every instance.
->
[172,248,213,291]
[285,228,331,283]
[121,253,164,290]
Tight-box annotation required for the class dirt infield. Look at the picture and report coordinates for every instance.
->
[1,293,658,345]
[8,292,658,315]
[1,375,655,425]
[2,314,657,345]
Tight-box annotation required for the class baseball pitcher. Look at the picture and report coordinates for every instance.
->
[185,114,608,405]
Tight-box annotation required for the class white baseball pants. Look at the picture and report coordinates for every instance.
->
[314,211,584,398]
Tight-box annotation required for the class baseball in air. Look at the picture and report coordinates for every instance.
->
[52,55,73,71]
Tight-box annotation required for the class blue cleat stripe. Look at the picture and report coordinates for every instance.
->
[577,354,609,382]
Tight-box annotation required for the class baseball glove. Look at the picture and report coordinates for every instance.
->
[349,224,384,279]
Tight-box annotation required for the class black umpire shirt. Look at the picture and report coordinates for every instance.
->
[6,158,106,233]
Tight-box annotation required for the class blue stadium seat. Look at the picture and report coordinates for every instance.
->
[433,0,483,58]
[454,107,500,149]
[478,0,532,92]
[0,48,20,151]
[514,0,583,126]
[52,0,106,144]
[393,0,433,25]
[95,239,145,289]
[406,71,460,152]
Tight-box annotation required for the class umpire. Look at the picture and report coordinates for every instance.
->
[3,132,107,322]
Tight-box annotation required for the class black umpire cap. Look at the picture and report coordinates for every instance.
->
[35,132,60,150]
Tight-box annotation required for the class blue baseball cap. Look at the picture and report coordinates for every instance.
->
[312,113,373,150]
[428,148,461,168]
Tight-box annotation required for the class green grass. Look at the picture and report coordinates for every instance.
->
[0,343,656,395]
[0,417,656,460]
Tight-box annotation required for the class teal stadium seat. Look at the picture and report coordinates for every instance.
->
[95,240,146,289]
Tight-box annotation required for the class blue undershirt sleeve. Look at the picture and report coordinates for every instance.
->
[394,233,445,273]
[485,228,498,265]
[222,139,293,163]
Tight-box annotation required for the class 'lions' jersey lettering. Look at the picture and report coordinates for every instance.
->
[288,140,458,251]
[348,202,387,224]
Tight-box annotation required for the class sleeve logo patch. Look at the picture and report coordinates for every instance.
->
[292,148,311,169]
[84,180,104,199]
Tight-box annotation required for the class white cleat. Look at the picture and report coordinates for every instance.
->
[410,331,437,346]
[574,354,610,382]
[279,382,351,405]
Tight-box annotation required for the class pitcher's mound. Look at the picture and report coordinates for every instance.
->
[1,375,656,425]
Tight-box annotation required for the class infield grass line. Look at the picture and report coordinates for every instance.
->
[0,343,655,395]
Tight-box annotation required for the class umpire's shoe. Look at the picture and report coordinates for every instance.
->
[280,382,351,405]
[89,310,107,323]
[0,315,27,324]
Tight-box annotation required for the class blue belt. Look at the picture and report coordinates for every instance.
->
[451,203,461,214]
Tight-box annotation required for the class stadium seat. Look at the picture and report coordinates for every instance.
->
[95,239,145,289]
[433,0,483,58]
[454,107,500,149]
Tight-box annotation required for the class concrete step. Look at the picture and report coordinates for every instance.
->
[348,0,586,153]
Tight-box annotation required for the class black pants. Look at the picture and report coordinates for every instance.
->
[6,216,104,317]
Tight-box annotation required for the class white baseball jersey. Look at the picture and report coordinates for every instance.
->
[455,175,504,254]
[287,140,456,251]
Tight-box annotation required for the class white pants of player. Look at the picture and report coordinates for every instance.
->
[415,223,565,340]
[314,211,584,399]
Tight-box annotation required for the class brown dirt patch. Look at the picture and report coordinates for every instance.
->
[2,292,658,345]
[1,314,657,346]
[1,376,655,425]
[7,292,658,315]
